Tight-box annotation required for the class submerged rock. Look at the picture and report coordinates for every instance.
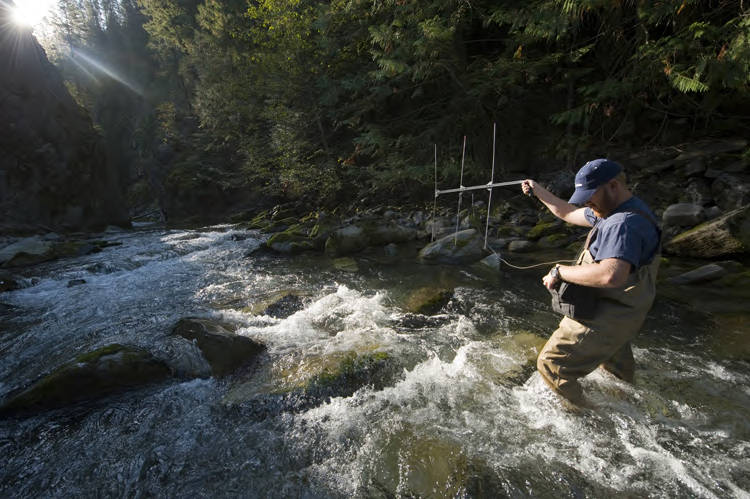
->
[172,318,265,377]
[223,350,394,412]
[667,264,728,285]
[0,344,172,416]
[404,287,453,315]
[260,293,305,318]
[418,229,488,264]
[508,240,535,253]
[333,257,359,272]
[0,270,20,292]
[479,253,502,271]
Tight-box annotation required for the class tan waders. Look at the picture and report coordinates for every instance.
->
[537,232,660,405]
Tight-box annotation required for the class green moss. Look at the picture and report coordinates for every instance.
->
[245,210,270,229]
[74,344,127,363]
[527,221,559,240]
[266,230,315,254]
[1,345,172,415]
[311,351,390,388]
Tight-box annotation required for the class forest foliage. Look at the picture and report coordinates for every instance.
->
[41,0,750,218]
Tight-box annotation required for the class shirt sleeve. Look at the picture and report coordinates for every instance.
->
[592,217,643,267]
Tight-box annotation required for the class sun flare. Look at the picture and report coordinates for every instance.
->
[11,0,55,28]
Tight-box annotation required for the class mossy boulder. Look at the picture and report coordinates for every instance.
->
[0,344,172,416]
[172,318,265,377]
[404,287,454,315]
[263,217,298,234]
[265,230,316,254]
[526,220,562,240]
[664,205,750,257]
[537,233,570,249]
[0,237,54,267]
[0,237,108,268]
[333,257,359,272]
[277,350,392,396]
[418,229,488,264]
[245,210,271,230]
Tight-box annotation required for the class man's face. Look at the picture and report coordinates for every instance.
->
[585,181,616,218]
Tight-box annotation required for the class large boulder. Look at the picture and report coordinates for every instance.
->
[662,203,705,228]
[324,225,369,256]
[711,174,750,211]
[418,229,488,264]
[265,230,316,254]
[0,237,53,267]
[172,318,265,376]
[367,223,417,246]
[0,237,109,268]
[324,222,417,257]
[664,205,750,258]
[0,344,172,416]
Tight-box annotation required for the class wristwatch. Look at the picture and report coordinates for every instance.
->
[549,265,561,281]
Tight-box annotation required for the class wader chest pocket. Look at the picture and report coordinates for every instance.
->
[549,282,597,320]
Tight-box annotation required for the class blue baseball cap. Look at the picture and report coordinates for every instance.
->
[568,159,622,205]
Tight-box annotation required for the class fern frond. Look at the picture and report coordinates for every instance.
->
[668,71,709,93]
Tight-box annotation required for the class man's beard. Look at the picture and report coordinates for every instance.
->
[589,188,617,218]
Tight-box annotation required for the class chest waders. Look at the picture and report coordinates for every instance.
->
[536,211,661,405]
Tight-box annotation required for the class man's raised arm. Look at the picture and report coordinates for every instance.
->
[522,179,591,227]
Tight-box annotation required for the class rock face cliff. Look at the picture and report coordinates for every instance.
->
[0,3,130,234]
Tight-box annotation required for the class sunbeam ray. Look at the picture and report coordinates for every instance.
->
[70,47,143,96]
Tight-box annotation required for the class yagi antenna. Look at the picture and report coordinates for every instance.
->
[433,123,525,250]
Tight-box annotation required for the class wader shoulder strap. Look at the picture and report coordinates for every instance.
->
[583,222,600,251]
[627,208,663,255]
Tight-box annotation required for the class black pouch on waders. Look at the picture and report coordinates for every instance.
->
[548,282,597,320]
[546,218,601,320]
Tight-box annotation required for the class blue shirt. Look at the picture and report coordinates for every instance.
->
[584,196,660,268]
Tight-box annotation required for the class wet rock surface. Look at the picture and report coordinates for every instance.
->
[260,293,305,319]
[0,344,173,416]
[418,229,487,264]
[172,318,265,377]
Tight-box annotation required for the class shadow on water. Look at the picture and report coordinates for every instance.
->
[1,225,749,497]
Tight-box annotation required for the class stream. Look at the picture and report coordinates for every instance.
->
[1,224,749,497]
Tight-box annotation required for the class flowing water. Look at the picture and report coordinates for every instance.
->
[1,225,749,498]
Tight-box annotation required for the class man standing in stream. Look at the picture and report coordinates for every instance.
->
[521,159,661,407]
